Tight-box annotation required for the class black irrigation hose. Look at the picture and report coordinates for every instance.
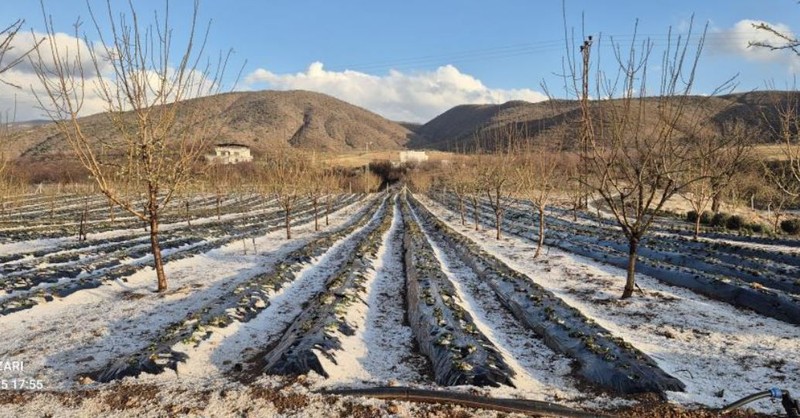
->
[319,387,617,418]
[720,388,799,417]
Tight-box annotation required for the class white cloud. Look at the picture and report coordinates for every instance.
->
[244,62,547,122]
[0,30,221,122]
[714,19,800,70]
[0,30,111,121]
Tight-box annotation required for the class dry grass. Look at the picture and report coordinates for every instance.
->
[319,150,457,168]
[752,144,797,161]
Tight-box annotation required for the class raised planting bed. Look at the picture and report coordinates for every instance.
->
[85,194,387,383]
[434,193,800,326]
[401,195,514,388]
[0,195,364,316]
[260,195,396,377]
[410,194,685,396]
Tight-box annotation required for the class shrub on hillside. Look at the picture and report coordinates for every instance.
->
[780,218,800,235]
[686,210,713,225]
[725,215,744,230]
[710,212,731,228]
[749,222,772,235]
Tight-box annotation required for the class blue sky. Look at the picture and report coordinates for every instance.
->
[2,0,800,122]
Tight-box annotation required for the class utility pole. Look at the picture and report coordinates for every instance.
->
[579,35,593,210]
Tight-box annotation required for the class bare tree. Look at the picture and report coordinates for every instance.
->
[32,1,234,292]
[680,120,754,238]
[443,159,470,226]
[263,148,308,240]
[322,170,343,226]
[306,158,335,231]
[475,125,520,240]
[573,21,733,298]
[515,140,566,258]
[408,169,433,194]
[762,90,800,199]
[0,153,9,218]
[0,19,42,219]
[466,163,483,231]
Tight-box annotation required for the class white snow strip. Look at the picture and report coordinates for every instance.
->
[169,196,388,381]
[418,194,800,415]
[407,199,594,404]
[0,196,373,389]
[314,197,426,387]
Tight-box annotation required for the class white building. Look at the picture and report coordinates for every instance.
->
[399,150,428,164]
[206,143,253,164]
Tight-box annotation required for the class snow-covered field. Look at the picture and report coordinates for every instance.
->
[0,189,797,417]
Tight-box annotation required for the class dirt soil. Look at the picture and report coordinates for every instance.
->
[0,383,776,417]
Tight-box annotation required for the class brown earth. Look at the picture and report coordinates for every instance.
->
[410,91,800,152]
[2,90,416,160]
[0,382,775,417]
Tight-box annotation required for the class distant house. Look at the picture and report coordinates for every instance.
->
[399,150,428,164]
[206,143,253,164]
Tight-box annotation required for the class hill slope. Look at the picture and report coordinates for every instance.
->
[410,91,800,150]
[5,90,415,159]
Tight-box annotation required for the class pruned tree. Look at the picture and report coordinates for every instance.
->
[572,20,734,298]
[322,169,342,227]
[263,148,308,240]
[465,163,483,231]
[306,158,335,231]
[679,120,754,238]
[408,169,433,194]
[0,153,10,218]
[477,126,519,240]
[206,163,235,220]
[762,90,800,199]
[31,1,234,292]
[515,138,567,258]
[0,19,42,219]
[709,120,757,213]
[443,158,470,226]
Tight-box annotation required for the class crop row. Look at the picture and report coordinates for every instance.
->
[436,194,800,326]
[401,194,514,388]
[86,194,387,382]
[0,195,364,316]
[259,195,397,377]
[410,194,685,395]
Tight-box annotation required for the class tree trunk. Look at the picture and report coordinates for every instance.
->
[621,237,639,299]
[285,206,292,239]
[325,198,331,226]
[185,200,191,226]
[215,194,221,220]
[711,192,721,213]
[78,206,87,241]
[147,187,167,292]
[495,209,502,240]
[313,197,319,231]
[694,216,701,240]
[150,216,167,292]
[472,197,480,231]
[458,196,465,226]
[108,199,115,222]
[534,206,545,258]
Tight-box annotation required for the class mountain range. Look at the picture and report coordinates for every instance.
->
[3,89,797,160]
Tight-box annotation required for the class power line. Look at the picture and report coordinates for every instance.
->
[317,32,779,74]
